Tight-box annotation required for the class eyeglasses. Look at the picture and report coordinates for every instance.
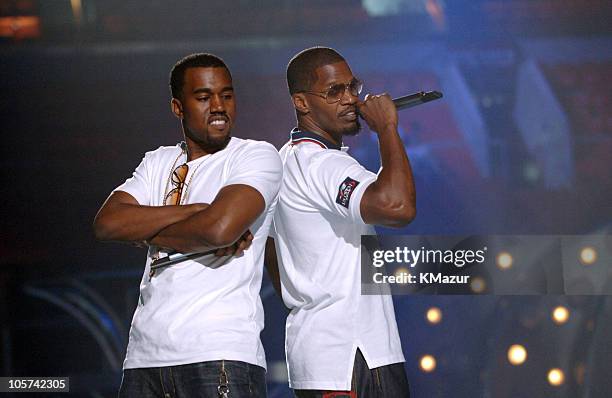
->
[302,78,363,104]
[164,163,188,205]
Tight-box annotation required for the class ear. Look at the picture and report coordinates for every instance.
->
[171,98,183,118]
[292,93,310,115]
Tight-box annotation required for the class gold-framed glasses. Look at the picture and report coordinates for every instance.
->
[302,78,363,103]
[164,163,188,205]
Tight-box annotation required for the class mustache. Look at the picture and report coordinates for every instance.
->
[338,107,357,116]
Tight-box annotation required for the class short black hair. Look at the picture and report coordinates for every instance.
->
[169,53,231,99]
[286,46,346,95]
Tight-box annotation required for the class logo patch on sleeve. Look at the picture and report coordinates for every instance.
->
[336,177,360,208]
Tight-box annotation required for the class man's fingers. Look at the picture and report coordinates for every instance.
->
[215,231,254,257]
[235,240,248,256]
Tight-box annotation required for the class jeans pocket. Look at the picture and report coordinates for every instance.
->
[223,360,251,385]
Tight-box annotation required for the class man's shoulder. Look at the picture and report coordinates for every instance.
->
[308,147,359,169]
[229,137,281,159]
[142,144,182,162]
[231,137,277,151]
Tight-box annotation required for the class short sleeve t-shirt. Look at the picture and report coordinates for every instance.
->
[115,137,282,370]
[273,130,405,390]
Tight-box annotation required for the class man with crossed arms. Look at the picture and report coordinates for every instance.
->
[94,53,281,397]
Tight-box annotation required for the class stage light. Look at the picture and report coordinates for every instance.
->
[419,355,436,372]
[70,0,83,26]
[552,306,570,324]
[470,277,486,293]
[394,267,410,282]
[547,368,565,386]
[426,307,442,324]
[496,251,513,270]
[579,247,597,265]
[507,344,527,365]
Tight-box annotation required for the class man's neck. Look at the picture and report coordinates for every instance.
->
[296,121,341,146]
[184,138,229,162]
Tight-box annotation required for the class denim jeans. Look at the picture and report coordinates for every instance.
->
[294,350,410,398]
[119,360,267,398]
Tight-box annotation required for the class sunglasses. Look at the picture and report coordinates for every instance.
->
[302,78,363,104]
[164,163,188,205]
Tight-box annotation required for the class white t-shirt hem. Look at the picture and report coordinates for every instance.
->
[123,350,267,370]
[288,354,406,390]
[290,380,353,391]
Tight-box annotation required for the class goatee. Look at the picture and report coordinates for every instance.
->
[184,125,231,154]
[341,119,361,136]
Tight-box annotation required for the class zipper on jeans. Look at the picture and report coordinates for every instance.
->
[218,359,230,398]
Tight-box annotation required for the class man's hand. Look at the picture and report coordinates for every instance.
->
[358,93,416,228]
[357,93,398,134]
[214,230,254,257]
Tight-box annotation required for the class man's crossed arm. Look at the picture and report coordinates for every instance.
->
[93,184,263,254]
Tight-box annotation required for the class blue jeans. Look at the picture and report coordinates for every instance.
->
[294,350,410,398]
[119,360,267,398]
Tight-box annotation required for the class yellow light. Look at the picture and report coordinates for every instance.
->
[496,251,513,270]
[394,267,410,282]
[507,344,527,365]
[426,307,442,324]
[419,355,436,373]
[548,368,565,386]
[552,306,570,324]
[70,0,83,26]
[579,247,597,265]
[470,277,486,293]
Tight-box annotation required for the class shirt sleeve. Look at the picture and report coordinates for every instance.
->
[307,151,377,224]
[224,142,283,209]
[113,152,151,205]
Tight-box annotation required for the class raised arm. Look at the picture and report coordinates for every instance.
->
[358,93,416,228]
[93,190,207,243]
[148,184,265,253]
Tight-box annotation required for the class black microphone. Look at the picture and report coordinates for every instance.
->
[392,90,443,110]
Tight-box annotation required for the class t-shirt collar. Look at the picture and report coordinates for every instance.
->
[290,128,343,151]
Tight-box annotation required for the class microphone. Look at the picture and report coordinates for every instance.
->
[150,250,216,271]
[357,90,442,117]
[392,90,443,110]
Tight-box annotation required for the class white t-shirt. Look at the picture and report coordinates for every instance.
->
[114,137,282,370]
[273,130,405,390]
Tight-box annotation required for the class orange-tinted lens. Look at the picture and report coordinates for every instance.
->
[348,79,363,96]
[325,79,363,103]
[326,83,347,103]
[171,164,188,185]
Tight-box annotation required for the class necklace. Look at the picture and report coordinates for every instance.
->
[162,147,185,205]
[179,159,207,204]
